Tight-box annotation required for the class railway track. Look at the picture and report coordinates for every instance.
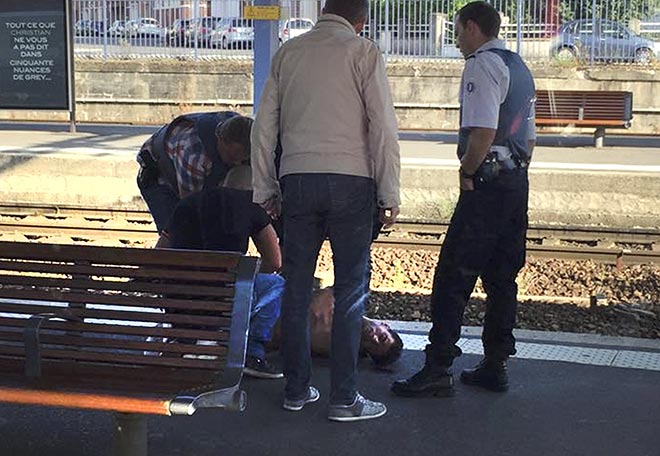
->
[1,203,659,265]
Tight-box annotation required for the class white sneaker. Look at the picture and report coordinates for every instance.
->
[327,393,387,422]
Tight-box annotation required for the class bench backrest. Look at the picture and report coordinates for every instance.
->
[0,241,258,399]
[535,90,633,126]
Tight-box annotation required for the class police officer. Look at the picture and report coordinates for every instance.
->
[136,111,253,233]
[392,1,536,397]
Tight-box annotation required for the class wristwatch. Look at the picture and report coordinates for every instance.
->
[459,166,475,179]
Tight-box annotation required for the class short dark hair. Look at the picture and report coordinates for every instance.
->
[323,0,369,25]
[215,115,253,154]
[369,327,403,367]
[457,1,501,39]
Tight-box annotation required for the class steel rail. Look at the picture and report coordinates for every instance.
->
[0,203,658,264]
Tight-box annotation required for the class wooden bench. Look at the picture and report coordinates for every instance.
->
[0,240,259,456]
[535,90,633,147]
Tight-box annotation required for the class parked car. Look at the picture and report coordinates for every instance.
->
[189,16,223,47]
[125,18,165,39]
[210,18,254,49]
[551,19,660,64]
[279,18,314,43]
[167,19,193,46]
[107,20,126,37]
[75,20,105,36]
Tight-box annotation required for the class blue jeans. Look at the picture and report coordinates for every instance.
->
[137,177,180,234]
[280,174,374,405]
[248,273,285,359]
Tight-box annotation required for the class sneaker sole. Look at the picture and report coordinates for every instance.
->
[328,407,387,422]
[283,391,320,411]
[243,367,284,379]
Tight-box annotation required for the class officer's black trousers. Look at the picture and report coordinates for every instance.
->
[428,171,529,363]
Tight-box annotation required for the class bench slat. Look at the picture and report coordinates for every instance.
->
[0,329,228,355]
[0,345,223,370]
[0,259,236,283]
[0,287,234,313]
[0,274,235,299]
[0,357,220,394]
[0,302,232,327]
[0,317,231,342]
[0,241,242,270]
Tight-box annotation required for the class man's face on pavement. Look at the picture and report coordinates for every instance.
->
[217,138,248,166]
[362,321,396,357]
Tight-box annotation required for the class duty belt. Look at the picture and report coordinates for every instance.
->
[490,146,526,171]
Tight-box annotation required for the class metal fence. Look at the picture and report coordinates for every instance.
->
[73,0,660,64]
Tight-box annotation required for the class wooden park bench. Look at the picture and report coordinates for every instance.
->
[535,90,633,147]
[0,240,259,456]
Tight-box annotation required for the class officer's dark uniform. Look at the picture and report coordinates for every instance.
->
[392,38,536,398]
[136,111,237,232]
[427,42,536,365]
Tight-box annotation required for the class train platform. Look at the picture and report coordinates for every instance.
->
[0,122,658,453]
[1,121,660,228]
[0,324,658,455]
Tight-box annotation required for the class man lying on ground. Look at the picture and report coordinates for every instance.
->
[159,166,403,378]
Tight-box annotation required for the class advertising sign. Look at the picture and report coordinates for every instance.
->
[0,0,70,110]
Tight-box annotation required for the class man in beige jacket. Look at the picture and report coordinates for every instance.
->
[251,0,400,422]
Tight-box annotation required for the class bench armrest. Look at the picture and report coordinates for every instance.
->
[23,312,81,379]
[169,255,259,415]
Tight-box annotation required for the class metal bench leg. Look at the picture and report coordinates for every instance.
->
[594,127,605,148]
[112,413,147,456]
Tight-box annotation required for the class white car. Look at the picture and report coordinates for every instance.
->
[209,18,254,49]
[279,18,314,43]
[125,18,165,39]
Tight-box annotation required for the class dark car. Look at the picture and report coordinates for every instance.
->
[551,19,660,64]
[75,20,105,37]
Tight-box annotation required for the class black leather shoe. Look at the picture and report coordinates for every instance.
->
[460,358,509,392]
[391,366,454,397]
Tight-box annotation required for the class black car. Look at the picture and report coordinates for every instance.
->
[75,20,105,37]
[551,19,659,64]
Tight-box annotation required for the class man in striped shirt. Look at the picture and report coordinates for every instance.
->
[137,111,253,233]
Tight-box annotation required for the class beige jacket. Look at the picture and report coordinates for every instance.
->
[251,14,400,208]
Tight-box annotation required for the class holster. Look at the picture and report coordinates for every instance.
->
[474,153,501,185]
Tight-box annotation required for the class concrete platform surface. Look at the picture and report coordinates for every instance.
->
[0,326,658,456]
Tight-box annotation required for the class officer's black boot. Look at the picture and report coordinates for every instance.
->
[391,346,454,398]
[460,357,509,392]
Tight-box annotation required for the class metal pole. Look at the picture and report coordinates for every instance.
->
[253,0,279,114]
[516,0,522,54]
[67,0,77,133]
[102,0,108,58]
[192,0,199,61]
[591,0,596,66]
[385,0,390,59]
